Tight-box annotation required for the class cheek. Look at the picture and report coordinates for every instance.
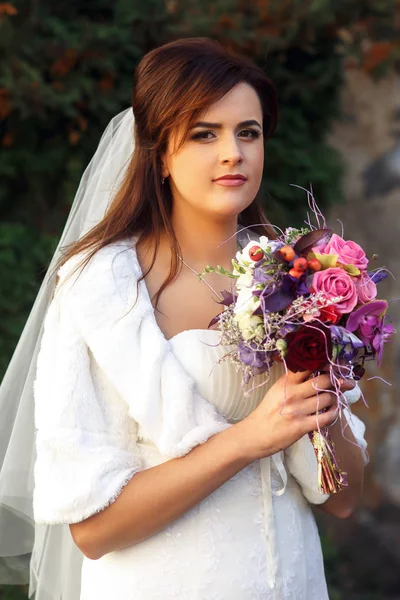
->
[169,148,213,191]
[248,144,264,180]
[247,148,264,197]
[177,161,207,187]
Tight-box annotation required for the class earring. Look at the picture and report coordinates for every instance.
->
[161,176,165,185]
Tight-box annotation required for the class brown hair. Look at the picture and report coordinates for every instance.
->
[56,37,279,307]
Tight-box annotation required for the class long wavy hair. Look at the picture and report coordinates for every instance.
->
[57,37,279,308]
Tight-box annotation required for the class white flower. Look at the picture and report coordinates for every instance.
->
[234,312,264,341]
[259,236,281,255]
[236,240,259,267]
[234,286,258,316]
[258,236,269,249]
[236,270,253,291]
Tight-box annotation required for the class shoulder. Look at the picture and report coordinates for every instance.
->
[55,237,144,313]
[57,238,139,287]
[58,237,138,284]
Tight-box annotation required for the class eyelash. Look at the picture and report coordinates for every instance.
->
[191,129,261,141]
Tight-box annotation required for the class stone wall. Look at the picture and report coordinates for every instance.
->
[319,65,400,593]
[328,66,400,509]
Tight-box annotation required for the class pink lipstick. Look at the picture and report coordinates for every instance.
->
[213,174,247,187]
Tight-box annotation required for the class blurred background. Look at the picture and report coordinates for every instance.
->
[1,1,399,598]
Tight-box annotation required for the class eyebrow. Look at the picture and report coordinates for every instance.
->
[192,119,262,130]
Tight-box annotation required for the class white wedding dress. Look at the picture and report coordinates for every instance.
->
[33,240,368,600]
[79,328,364,600]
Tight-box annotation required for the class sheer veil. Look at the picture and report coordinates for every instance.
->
[0,107,135,599]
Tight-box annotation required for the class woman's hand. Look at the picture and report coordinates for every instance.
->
[240,370,351,462]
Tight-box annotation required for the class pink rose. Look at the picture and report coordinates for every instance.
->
[355,271,377,304]
[312,267,358,314]
[322,234,368,272]
[311,239,328,254]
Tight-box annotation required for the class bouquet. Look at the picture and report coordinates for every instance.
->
[202,195,394,494]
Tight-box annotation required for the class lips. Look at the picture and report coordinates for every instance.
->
[214,174,247,181]
[213,174,247,187]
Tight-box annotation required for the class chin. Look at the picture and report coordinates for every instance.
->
[211,195,254,217]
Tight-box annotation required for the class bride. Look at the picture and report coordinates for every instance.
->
[0,37,368,599]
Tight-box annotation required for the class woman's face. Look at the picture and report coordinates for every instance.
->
[162,82,264,221]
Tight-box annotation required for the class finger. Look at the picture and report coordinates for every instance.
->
[303,392,337,415]
[313,392,337,415]
[339,378,357,393]
[280,392,335,418]
[307,403,338,431]
[286,369,312,386]
[318,403,339,428]
[298,373,332,398]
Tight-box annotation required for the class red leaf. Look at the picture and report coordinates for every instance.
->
[293,229,332,256]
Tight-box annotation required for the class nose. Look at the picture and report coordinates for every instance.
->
[220,135,243,166]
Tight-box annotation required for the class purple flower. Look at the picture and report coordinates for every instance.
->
[346,300,393,365]
[277,323,297,338]
[369,270,388,285]
[238,341,269,371]
[259,273,310,314]
[346,300,387,341]
[260,286,293,313]
[372,321,395,365]
[253,267,275,286]
[330,326,364,349]
[281,273,310,298]
[216,290,237,306]
[330,325,364,361]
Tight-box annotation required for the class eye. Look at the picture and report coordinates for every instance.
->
[238,129,261,139]
[191,130,216,141]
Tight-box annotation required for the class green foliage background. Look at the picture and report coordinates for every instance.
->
[0,0,398,598]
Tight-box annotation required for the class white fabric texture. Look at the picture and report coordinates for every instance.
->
[0,108,135,600]
[33,237,369,599]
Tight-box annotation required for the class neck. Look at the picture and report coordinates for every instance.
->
[169,209,239,272]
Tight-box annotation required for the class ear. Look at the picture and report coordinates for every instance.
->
[160,134,176,179]
[160,156,170,179]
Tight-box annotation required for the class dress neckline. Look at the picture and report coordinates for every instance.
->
[168,328,222,344]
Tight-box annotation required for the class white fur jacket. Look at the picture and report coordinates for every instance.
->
[33,238,368,525]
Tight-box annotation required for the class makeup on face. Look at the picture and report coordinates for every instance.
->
[212,174,247,187]
[163,83,264,218]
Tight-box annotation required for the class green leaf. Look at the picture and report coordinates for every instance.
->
[341,263,361,276]
[308,252,338,269]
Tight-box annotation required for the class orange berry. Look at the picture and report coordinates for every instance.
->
[279,245,295,262]
[249,246,264,261]
[293,257,308,272]
[289,268,303,278]
[308,258,322,271]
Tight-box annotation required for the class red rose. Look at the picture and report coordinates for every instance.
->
[285,323,333,373]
